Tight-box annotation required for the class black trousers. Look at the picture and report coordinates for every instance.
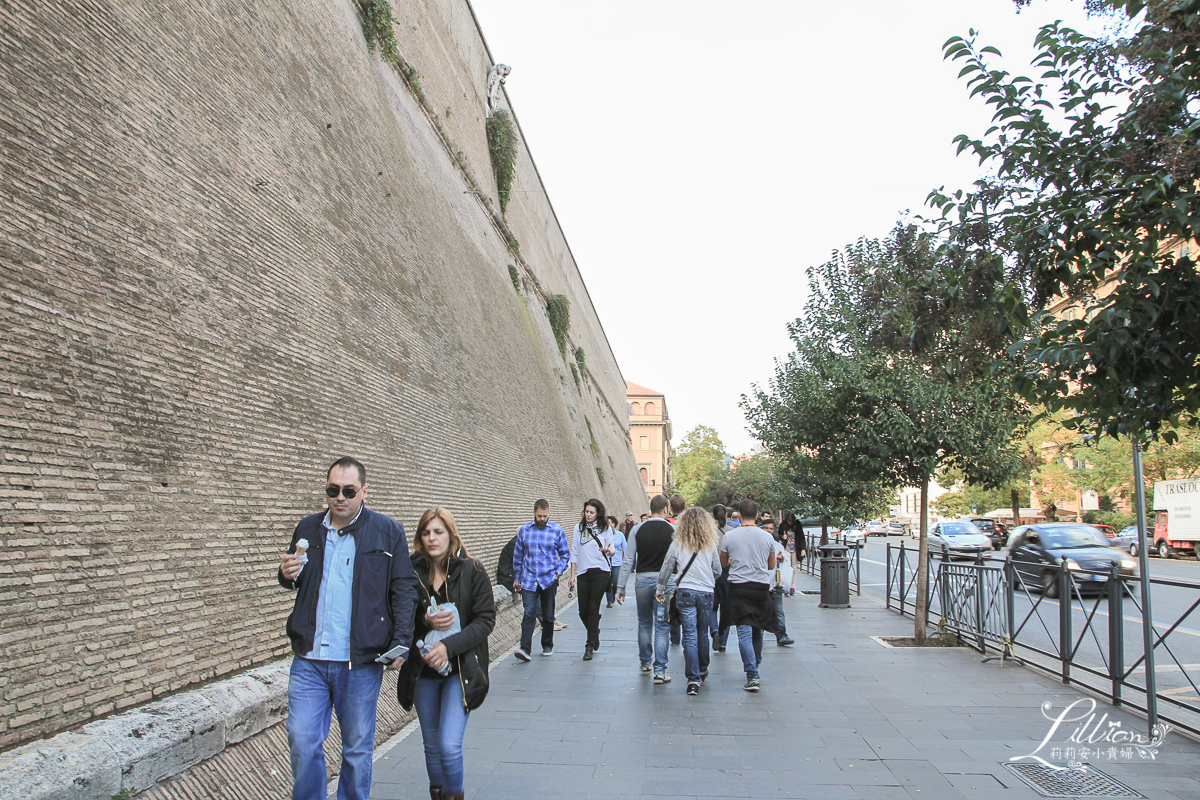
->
[576,567,610,649]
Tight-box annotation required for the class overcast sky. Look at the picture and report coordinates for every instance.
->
[469,0,1101,457]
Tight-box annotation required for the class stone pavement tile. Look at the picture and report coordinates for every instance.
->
[883,759,957,788]
[852,786,911,800]
[818,735,878,757]
[490,761,596,780]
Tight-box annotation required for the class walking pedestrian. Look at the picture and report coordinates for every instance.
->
[277,456,418,800]
[656,507,722,695]
[761,520,795,646]
[719,499,778,692]
[606,515,627,608]
[396,509,496,800]
[568,498,616,661]
[513,499,570,661]
[616,494,675,682]
[709,504,734,652]
[779,513,806,596]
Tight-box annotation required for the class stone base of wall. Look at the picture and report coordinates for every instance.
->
[0,586,561,799]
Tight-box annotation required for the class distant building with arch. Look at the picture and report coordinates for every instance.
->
[626,381,672,503]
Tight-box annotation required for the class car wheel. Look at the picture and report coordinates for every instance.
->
[1157,540,1172,559]
[1129,543,1138,558]
[1041,570,1059,598]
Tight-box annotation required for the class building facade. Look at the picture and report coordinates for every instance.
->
[627,381,672,503]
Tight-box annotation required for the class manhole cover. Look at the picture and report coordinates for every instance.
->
[1003,763,1142,798]
[801,590,820,595]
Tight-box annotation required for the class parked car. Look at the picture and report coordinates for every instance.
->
[865,520,889,537]
[1112,525,1139,554]
[837,527,865,548]
[961,517,1005,550]
[1093,523,1117,539]
[928,521,992,559]
[1008,523,1137,597]
[887,521,907,536]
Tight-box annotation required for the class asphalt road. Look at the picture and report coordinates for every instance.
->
[832,534,1200,732]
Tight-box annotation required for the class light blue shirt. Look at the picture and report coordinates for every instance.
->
[611,530,627,568]
[304,509,361,661]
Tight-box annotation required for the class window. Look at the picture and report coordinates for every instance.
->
[638,435,648,450]
[631,402,642,415]
[640,468,648,484]
[644,401,656,416]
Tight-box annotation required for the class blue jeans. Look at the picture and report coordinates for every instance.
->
[413,676,471,792]
[520,580,557,653]
[634,575,672,671]
[675,589,712,684]
[737,625,764,679]
[772,590,788,639]
[287,656,384,800]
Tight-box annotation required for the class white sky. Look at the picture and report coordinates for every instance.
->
[469,0,1102,457]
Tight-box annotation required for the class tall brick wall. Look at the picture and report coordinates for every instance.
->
[0,0,646,750]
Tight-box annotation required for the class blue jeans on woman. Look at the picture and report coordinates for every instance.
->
[634,574,672,673]
[287,657,383,800]
[413,675,471,793]
[674,588,712,684]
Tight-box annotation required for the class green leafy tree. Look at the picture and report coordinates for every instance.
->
[927,1,1200,440]
[745,229,1029,643]
[671,425,728,509]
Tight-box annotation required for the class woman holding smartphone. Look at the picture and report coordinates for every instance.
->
[396,509,495,800]
[567,498,616,661]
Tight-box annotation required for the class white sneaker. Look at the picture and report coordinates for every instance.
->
[514,649,531,662]
[542,647,554,657]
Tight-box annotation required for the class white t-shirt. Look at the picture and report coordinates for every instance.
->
[719,524,776,584]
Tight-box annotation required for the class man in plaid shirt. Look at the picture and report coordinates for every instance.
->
[513,499,570,661]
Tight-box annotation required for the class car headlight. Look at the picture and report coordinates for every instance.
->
[1066,559,1082,570]
[1120,559,1136,569]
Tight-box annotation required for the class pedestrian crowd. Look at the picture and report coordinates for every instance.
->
[275,455,807,800]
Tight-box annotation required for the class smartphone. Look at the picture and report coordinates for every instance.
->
[375,644,409,664]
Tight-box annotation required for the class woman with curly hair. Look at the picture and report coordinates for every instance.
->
[655,506,722,695]
[396,509,496,800]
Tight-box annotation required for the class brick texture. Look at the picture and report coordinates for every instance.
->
[0,0,645,750]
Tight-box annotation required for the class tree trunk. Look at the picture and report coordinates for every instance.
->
[1011,487,1020,532]
[820,521,829,547]
[914,476,930,645]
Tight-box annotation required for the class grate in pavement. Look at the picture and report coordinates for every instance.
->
[801,590,820,595]
[1002,763,1142,798]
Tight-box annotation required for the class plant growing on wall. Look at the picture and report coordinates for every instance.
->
[546,293,570,357]
[507,264,521,292]
[360,0,399,65]
[486,109,518,213]
[570,363,581,392]
[574,347,586,382]
[596,467,607,487]
[586,417,600,459]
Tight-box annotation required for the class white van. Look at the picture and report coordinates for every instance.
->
[1149,479,1200,558]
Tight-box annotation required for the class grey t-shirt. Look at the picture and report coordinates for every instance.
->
[719,524,776,584]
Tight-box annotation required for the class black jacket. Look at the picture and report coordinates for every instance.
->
[495,535,517,592]
[278,507,418,666]
[397,553,496,712]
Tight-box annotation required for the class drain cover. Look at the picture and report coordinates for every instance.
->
[801,590,820,595]
[1003,763,1142,798]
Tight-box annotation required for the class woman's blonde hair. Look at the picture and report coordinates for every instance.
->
[675,506,719,554]
[414,507,468,567]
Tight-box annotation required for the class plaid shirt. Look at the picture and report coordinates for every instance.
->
[513,520,570,591]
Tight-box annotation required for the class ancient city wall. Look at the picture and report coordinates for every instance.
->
[0,0,645,750]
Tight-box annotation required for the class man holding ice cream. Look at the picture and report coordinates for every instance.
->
[278,456,417,800]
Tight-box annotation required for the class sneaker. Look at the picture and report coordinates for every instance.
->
[542,647,554,657]
[788,588,795,596]
[700,669,709,682]
[606,602,614,608]
[686,682,700,696]
[743,677,761,692]
[653,674,672,684]
[640,663,652,674]
[553,620,567,631]
[777,636,795,646]
[515,648,531,662]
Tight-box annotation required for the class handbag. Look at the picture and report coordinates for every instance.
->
[666,551,700,626]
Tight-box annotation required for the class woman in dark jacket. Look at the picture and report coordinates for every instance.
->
[396,508,496,800]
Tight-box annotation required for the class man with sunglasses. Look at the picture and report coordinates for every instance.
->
[278,456,417,800]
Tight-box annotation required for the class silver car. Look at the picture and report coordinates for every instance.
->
[928,521,992,559]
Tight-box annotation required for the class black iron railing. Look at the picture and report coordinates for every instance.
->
[797,531,861,595]
[885,541,1200,737]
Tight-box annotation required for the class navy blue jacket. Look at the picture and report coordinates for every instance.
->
[278,507,418,666]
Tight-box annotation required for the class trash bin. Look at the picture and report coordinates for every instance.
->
[818,543,850,609]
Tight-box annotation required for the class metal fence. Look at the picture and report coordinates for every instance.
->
[885,541,1200,737]
[796,531,861,595]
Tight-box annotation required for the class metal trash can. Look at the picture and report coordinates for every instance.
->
[818,543,851,609]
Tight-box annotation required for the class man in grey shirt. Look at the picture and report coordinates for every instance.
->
[718,498,778,692]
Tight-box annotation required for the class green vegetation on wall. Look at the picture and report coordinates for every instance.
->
[507,264,521,292]
[486,109,518,214]
[596,466,607,487]
[546,293,570,357]
[360,0,399,65]
[574,347,586,382]
[570,363,581,392]
[586,417,600,459]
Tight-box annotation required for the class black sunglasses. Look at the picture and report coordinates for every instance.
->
[326,484,360,499]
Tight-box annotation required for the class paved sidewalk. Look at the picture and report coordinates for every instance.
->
[370,572,1200,800]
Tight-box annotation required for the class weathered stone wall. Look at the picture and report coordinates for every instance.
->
[0,0,644,750]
